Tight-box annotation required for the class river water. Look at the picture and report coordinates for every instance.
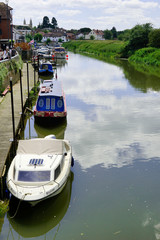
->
[1,52,160,240]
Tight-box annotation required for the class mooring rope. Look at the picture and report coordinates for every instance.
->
[10,193,28,219]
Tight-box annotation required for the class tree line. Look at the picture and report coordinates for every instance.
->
[38,16,58,29]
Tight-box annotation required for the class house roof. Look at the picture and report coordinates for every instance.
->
[0,2,12,18]
[43,32,66,38]
[93,29,104,36]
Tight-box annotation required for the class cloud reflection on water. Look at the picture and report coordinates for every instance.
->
[60,54,160,170]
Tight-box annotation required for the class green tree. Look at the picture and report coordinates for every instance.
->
[111,27,117,39]
[34,33,43,42]
[25,34,32,43]
[120,23,153,58]
[117,29,131,41]
[90,35,95,40]
[104,29,112,40]
[129,23,152,50]
[79,28,91,34]
[51,17,58,29]
[148,29,160,48]
[42,16,50,28]
[46,38,51,45]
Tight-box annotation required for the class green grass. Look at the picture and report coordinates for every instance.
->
[129,47,160,77]
[63,41,160,77]
[0,200,9,217]
[0,55,23,94]
[63,40,124,61]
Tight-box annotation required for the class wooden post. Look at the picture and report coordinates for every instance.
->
[34,58,36,90]
[27,62,29,104]
[37,55,40,82]
[19,69,24,129]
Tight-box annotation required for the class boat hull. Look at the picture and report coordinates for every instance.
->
[6,138,72,206]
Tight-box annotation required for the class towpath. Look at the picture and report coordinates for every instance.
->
[0,62,37,177]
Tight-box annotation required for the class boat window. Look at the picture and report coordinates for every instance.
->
[38,98,44,108]
[57,99,63,108]
[18,171,50,182]
[54,165,61,180]
[42,64,48,70]
[46,98,50,109]
[51,98,55,110]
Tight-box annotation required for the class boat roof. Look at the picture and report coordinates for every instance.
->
[39,80,63,97]
[40,61,52,65]
[17,138,65,155]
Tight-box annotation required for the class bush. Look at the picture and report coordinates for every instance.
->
[148,29,160,48]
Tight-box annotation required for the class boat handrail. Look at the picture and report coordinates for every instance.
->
[7,178,60,190]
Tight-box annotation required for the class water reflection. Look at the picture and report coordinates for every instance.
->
[56,52,160,171]
[21,112,67,140]
[8,171,73,238]
[2,52,160,240]
[118,60,160,93]
[34,118,67,139]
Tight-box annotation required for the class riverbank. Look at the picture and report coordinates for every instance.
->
[0,54,23,94]
[63,40,124,62]
[63,40,160,77]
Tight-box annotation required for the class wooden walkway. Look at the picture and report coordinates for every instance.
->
[0,62,37,177]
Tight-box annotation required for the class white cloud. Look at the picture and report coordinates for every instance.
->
[7,0,160,30]
[57,9,81,16]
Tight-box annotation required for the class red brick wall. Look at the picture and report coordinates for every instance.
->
[0,19,12,39]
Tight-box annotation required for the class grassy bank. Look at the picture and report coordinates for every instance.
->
[128,47,160,77]
[63,40,124,62]
[0,55,23,94]
[63,40,160,77]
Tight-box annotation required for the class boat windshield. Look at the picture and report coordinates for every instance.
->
[18,171,50,182]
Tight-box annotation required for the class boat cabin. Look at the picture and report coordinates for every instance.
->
[34,80,67,119]
[13,139,66,184]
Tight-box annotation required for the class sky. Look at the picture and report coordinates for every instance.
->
[3,0,160,31]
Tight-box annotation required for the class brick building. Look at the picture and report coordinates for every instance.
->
[0,2,13,49]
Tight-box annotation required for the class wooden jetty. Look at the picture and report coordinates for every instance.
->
[0,63,36,177]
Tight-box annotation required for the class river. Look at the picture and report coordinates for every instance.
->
[1,52,160,240]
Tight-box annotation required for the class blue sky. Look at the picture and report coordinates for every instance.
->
[6,0,160,31]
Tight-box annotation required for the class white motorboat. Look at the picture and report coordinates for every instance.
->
[7,135,74,206]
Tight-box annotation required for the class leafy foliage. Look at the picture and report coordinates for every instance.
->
[120,23,153,58]
[129,47,160,67]
[42,16,50,28]
[63,40,124,60]
[111,27,117,39]
[79,28,91,34]
[38,16,58,29]
[148,29,160,48]
[14,42,31,50]
[0,201,9,217]
[104,30,112,40]
[34,33,43,42]
[51,17,58,29]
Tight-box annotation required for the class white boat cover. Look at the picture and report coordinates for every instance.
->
[17,139,64,155]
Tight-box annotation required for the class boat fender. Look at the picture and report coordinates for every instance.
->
[71,156,74,167]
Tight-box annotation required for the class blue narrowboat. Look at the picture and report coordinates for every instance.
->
[34,80,67,123]
[38,61,54,76]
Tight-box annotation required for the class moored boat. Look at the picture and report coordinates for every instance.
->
[53,46,67,59]
[34,79,67,123]
[6,135,74,206]
[38,61,54,76]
